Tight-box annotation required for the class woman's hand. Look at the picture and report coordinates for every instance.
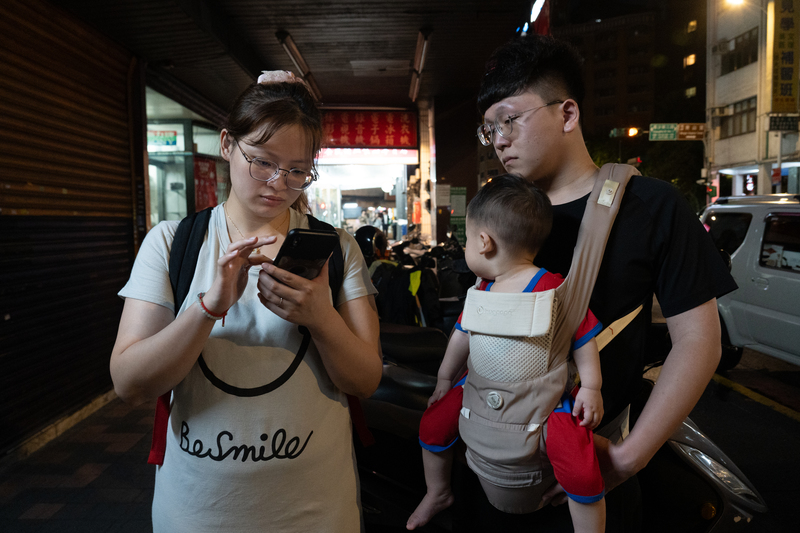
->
[256,257,337,328]
[203,236,275,314]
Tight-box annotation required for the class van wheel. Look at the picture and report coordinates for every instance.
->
[717,318,743,372]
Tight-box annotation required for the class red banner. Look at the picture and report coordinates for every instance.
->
[323,111,418,148]
[194,156,218,211]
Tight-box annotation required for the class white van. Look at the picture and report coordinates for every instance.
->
[701,195,800,369]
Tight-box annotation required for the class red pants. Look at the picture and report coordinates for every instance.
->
[419,376,604,503]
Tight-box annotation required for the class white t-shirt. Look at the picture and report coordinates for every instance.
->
[119,206,377,533]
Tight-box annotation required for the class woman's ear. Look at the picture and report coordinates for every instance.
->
[561,99,581,134]
[220,129,233,162]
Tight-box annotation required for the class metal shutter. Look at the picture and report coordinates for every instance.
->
[0,0,140,455]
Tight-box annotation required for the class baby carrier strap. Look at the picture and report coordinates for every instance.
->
[550,163,639,364]
[148,208,369,466]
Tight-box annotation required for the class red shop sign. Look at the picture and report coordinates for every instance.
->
[322,111,418,148]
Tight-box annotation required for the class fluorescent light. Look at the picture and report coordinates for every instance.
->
[409,71,421,101]
[275,30,322,100]
[409,30,430,102]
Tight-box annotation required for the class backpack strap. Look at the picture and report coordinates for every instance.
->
[306,214,375,446]
[306,214,345,300]
[551,163,640,362]
[148,207,213,466]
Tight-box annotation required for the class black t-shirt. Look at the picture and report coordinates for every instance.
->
[535,175,737,424]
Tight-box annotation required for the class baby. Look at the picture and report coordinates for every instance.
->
[408,175,606,532]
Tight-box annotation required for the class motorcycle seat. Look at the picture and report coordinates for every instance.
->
[379,323,448,376]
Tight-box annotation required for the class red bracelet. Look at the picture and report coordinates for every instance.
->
[197,292,226,326]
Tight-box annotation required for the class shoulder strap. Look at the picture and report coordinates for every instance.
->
[169,207,214,314]
[306,214,345,300]
[149,207,213,466]
[552,163,639,358]
[306,214,374,447]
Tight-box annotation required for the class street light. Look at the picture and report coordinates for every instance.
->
[725,0,768,15]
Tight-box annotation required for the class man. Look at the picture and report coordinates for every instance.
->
[453,34,736,531]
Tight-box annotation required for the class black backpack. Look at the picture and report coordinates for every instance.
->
[148,207,370,465]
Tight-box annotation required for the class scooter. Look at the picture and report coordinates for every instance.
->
[356,323,768,532]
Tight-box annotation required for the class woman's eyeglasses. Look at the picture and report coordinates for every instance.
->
[236,142,317,191]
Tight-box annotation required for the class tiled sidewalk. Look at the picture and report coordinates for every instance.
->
[0,397,157,532]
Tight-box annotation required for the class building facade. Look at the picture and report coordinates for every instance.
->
[706,0,800,197]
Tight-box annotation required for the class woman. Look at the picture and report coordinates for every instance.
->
[111,71,382,532]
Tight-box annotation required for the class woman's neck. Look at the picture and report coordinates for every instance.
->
[223,199,291,240]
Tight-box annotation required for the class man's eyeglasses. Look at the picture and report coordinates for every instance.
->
[477,100,564,146]
[236,141,317,191]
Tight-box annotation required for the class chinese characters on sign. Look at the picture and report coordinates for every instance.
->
[648,123,678,141]
[322,111,418,148]
[648,123,705,141]
[147,130,177,146]
[772,0,799,113]
[677,123,705,140]
[194,156,218,211]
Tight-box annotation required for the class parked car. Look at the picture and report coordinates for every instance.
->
[700,195,800,369]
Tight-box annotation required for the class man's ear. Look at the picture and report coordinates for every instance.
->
[561,99,581,134]
[220,129,233,162]
[478,231,496,256]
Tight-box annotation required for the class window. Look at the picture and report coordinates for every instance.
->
[595,68,617,80]
[683,54,696,67]
[628,65,649,75]
[685,87,697,98]
[596,32,616,44]
[720,28,758,75]
[706,212,752,256]
[628,103,649,113]
[688,20,697,33]
[595,106,616,117]
[719,97,757,139]
[760,214,800,272]
[629,84,649,94]
[594,49,618,62]
[596,87,616,98]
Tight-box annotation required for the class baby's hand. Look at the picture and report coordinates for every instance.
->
[428,378,452,407]
[573,387,603,429]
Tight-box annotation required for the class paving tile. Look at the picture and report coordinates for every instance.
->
[19,503,65,520]
[51,502,96,520]
[1,398,155,531]
[61,464,110,488]
[0,520,43,533]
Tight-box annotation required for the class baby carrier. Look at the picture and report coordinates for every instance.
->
[458,163,639,513]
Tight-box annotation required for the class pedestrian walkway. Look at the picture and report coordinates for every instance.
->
[0,396,156,533]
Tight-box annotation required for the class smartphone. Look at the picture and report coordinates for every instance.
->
[272,228,339,280]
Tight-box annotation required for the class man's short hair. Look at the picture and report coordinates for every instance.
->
[467,174,552,257]
[477,34,585,115]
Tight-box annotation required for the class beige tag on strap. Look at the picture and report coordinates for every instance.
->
[598,179,620,207]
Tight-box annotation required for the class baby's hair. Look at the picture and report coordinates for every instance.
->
[223,81,323,213]
[467,174,552,257]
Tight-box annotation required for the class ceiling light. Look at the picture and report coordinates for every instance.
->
[409,30,431,102]
[275,30,322,101]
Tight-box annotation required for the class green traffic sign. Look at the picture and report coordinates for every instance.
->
[649,123,678,141]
